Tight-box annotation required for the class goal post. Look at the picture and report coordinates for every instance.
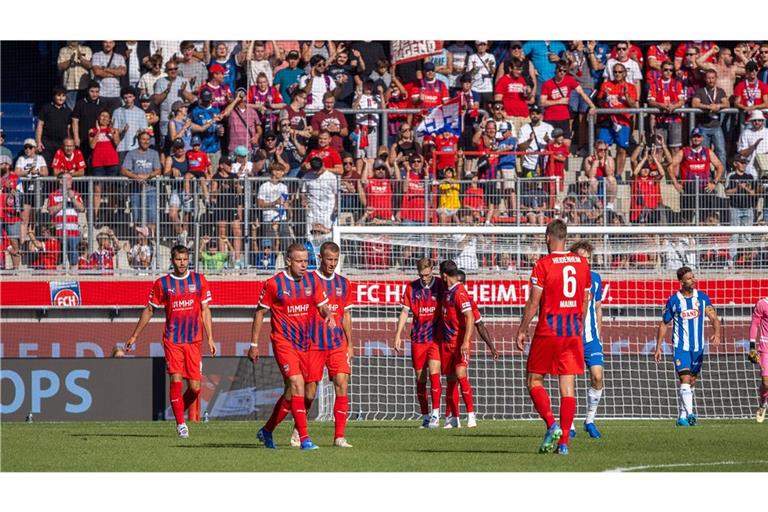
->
[314,224,768,421]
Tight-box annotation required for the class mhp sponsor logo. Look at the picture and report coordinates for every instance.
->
[49,281,81,307]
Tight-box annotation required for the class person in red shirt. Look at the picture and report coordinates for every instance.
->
[461,175,486,224]
[199,63,233,110]
[88,109,120,225]
[360,158,394,223]
[669,127,724,223]
[545,128,569,200]
[645,42,672,84]
[630,152,664,224]
[540,63,595,145]
[248,243,334,450]
[396,154,430,224]
[433,129,459,173]
[0,160,22,269]
[596,63,638,182]
[248,72,286,128]
[516,219,591,455]
[610,40,645,68]
[674,41,716,71]
[51,138,87,177]
[734,61,768,119]
[494,57,534,134]
[310,93,348,153]
[647,63,686,154]
[125,246,215,439]
[407,61,449,126]
[185,135,212,206]
[394,257,444,428]
[303,129,343,175]
[27,224,61,270]
[47,172,85,267]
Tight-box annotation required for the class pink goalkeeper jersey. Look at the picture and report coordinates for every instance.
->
[750,298,768,344]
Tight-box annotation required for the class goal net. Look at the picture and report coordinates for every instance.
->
[314,225,768,421]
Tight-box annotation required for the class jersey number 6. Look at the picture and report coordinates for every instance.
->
[563,265,577,298]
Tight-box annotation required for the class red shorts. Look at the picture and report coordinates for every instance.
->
[411,342,441,370]
[527,335,584,375]
[305,347,352,382]
[440,342,469,376]
[163,342,202,381]
[273,342,306,379]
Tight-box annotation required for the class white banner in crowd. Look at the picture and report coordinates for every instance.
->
[391,40,443,65]
[416,97,463,136]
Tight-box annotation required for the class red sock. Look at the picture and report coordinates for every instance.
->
[169,381,185,425]
[183,387,201,421]
[446,380,458,418]
[264,395,292,433]
[334,395,349,439]
[429,373,442,412]
[416,381,429,415]
[294,397,315,432]
[529,386,556,428]
[458,376,475,413]
[559,397,577,446]
[291,395,310,442]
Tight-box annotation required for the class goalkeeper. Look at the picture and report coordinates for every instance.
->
[749,297,768,423]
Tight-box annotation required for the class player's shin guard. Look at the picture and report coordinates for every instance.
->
[334,395,349,439]
[264,395,292,433]
[169,381,185,425]
[529,386,556,428]
[416,381,429,415]
[429,373,442,413]
[446,379,459,418]
[679,383,694,416]
[291,396,310,443]
[585,387,603,424]
[559,396,576,446]
[458,376,475,413]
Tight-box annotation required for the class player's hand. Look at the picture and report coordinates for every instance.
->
[515,330,527,352]
[324,314,337,330]
[208,339,216,356]
[653,346,663,364]
[461,341,470,361]
[748,349,760,365]
[393,335,403,354]
[247,345,259,363]
[125,335,137,352]
[346,345,354,366]
[489,345,500,360]
[709,333,720,346]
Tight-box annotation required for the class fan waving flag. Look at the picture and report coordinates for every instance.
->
[416,96,462,137]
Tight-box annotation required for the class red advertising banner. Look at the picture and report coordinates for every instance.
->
[391,40,444,65]
[1,279,765,308]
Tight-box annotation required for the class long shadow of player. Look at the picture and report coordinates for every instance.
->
[175,443,260,449]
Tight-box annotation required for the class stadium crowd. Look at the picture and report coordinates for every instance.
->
[1,39,768,272]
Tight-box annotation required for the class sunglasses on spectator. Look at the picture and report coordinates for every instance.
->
[167,67,178,71]
[343,160,354,165]
[761,50,768,54]
[662,67,673,71]
[493,105,504,110]
[616,47,628,52]
[614,70,626,75]
[686,53,697,56]
[411,158,423,163]
[266,136,276,141]
[24,145,35,149]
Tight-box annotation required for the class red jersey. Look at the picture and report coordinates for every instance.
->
[0,176,21,224]
[530,251,591,339]
[545,141,569,179]
[439,282,473,346]
[199,82,232,110]
[495,74,530,117]
[433,133,459,170]
[680,146,712,184]
[468,295,482,324]
[52,149,86,174]
[399,172,428,222]
[648,78,685,123]
[148,272,212,345]
[47,189,82,237]
[645,45,671,83]
[366,178,393,219]
[675,41,716,63]
[583,155,606,178]
[88,127,120,167]
[309,271,353,351]
[247,85,283,106]
[630,174,662,222]
[31,237,61,269]
[401,276,443,344]
[733,79,768,108]
[363,240,391,269]
[258,270,329,351]
[407,79,448,110]
[186,150,210,174]
[597,80,638,127]
[541,75,579,121]
[305,147,342,171]
[463,186,485,211]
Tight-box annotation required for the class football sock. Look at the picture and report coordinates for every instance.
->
[676,390,687,419]
[264,395,291,433]
[529,386,556,428]
[446,379,459,418]
[679,383,694,416]
[183,387,201,421]
[169,381,185,425]
[416,381,429,415]
[291,396,310,443]
[334,395,349,439]
[760,382,768,407]
[559,397,577,447]
[293,397,315,433]
[458,376,475,413]
[585,387,603,424]
[429,373,442,413]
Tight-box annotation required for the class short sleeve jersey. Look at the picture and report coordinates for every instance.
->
[259,271,329,351]
[309,271,354,351]
[583,271,603,344]
[468,295,482,323]
[439,282,473,346]
[530,251,591,339]
[401,277,443,344]
[662,289,712,352]
[148,272,212,345]
[541,75,580,121]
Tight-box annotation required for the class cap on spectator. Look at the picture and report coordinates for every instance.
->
[750,109,765,121]
[209,63,226,74]
[233,145,249,157]
[120,86,137,98]
[476,40,488,45]
[136,226,150,238]
[459,73,472,83]
[23,138,37,148]
[529,104,542,114]
[220,154,232,165]
[261,238,273,249]
[690,127,704,137]
[746,61,759,72]
[510,41,523,49]
[733,153,749,164]
[287,50,300,60]
[498,121,512,133]
[171,100,189,112]
[551,127,565,138]
[423,62,436,71]
[373,158,387,169]
[263,129,277,139]
[0,155,12,166]
[200,89,213,101]
[578,174,589,183]
[191,135,202,146]
[172,138,185,149]
[139,93,152,102]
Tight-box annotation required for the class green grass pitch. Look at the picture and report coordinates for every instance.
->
[2,420,767,472]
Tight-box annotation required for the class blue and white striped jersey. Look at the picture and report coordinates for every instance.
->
[583,271,603,344]
[662,289,712,352]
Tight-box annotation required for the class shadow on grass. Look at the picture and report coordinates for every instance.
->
[70,433,164,438]
[409,448,533,455]
[176,443,260,449]
[448,433,540,439]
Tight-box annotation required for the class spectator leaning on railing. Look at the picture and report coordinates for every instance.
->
[121,130,162,235]
[725,153,757,267]
[736,110,768,178]
[47,173,85,268]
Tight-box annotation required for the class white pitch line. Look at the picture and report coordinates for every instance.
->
[605,460,768,472]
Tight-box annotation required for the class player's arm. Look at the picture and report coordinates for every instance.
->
[393,307,410,354]
[704,305,721,346]
[342,309,353,362]
[460,309,475,360]
[596,299,603,340]
[201,301,216,356]
[654,320,669,363]
[749,302,764,363]
[125,305,155,351]
[476,320,499,359]
[248,306,268,363]
[515,286,543,351]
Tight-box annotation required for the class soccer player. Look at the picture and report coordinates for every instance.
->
[248,243,335,450]
[125,245,216,439]
[292,242,355,448]
[515,220,591,455]
[445,269,499,428]
[394,257,444,428]
[437,260,477,428]
[568,241,605,439]
[654,266,721,427]
[748,297,768,423]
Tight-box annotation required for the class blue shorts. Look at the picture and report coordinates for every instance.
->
[569,88,594,113]
[583,339,604,368]
[597,124,631,150]
[674,347,704,376]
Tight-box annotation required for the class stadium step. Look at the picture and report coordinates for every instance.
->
[1,115,35,132]
[1,102,34,117]
[2,103,37,158]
